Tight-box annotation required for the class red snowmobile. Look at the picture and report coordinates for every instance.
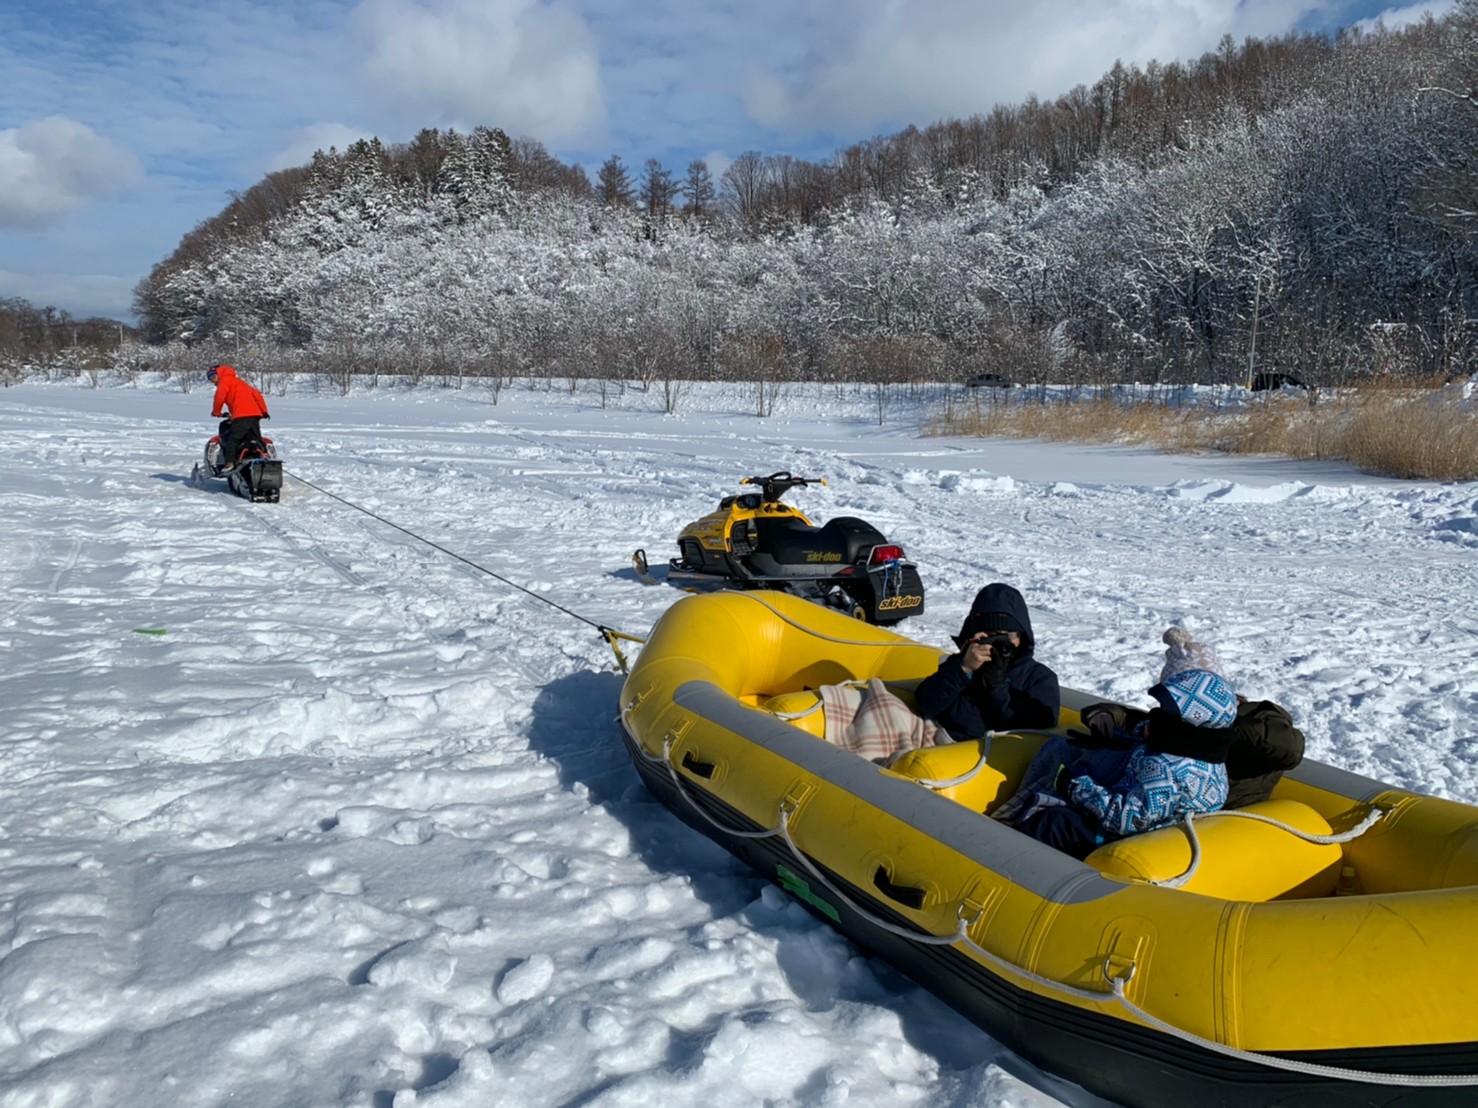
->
[189,427,283,503]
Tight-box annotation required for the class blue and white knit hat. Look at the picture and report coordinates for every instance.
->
[1150,668,1238,729]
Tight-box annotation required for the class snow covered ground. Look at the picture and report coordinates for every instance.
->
[2,375,1476,1108]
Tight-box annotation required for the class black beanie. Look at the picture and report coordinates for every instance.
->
[972,611,1025,636]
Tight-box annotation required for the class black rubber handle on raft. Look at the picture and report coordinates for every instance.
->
[681,751,716,779]
[872,866,926,909]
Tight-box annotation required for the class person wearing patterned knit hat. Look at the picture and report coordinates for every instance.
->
[1078,627,1305,810]
[994,627,1239,859]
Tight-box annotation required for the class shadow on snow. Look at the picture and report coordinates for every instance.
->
[524,668,1103,1105]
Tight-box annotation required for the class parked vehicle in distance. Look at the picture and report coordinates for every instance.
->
[964,372,1014,388]
[1250,371,1308,391]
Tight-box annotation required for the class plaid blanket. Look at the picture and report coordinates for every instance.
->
[820,679,946,764]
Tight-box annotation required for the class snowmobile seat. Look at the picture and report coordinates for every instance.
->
[752,515,887,567]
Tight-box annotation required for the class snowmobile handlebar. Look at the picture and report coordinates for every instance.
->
[741,471,828,502]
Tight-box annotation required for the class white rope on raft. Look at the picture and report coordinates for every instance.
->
[633,735,1478,1087]
[1149,806,1387,888]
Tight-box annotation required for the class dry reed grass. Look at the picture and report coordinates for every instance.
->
[1338,393,1478,480]
[928,387,1478,481]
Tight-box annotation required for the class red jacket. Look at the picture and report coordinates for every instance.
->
[210,366,270,419]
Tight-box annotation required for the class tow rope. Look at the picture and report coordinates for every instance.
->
[284,470,645,672]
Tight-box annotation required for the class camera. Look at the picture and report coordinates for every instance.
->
[953,632,1014,658]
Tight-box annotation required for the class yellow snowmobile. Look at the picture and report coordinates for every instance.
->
[639,471,925,625]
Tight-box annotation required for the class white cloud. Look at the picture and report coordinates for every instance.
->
[268,124,382,172]
[1352,0,1457,31]
[0,268,138,321]
[701,150,733,182]
[0,117,142,230]
[743,0,1336,134]
[352,0,606,143]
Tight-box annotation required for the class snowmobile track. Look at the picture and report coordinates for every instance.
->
[223,489,371,588]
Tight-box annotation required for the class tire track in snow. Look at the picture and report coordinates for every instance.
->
[0,535,44,626]
[228,490,370,589]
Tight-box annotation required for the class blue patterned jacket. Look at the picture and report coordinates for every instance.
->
[1067,744,1228,838]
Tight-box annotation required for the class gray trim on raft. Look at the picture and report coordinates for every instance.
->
[672,679,1123,906]
[1057,686,1105,714]
[1285,757,1393,803]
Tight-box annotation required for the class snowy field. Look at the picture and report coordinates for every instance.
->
[2,375,1476,1108]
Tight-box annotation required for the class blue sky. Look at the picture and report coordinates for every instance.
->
[0,0,1456,323]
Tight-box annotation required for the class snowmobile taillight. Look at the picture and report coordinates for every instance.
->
[869,545,904,565]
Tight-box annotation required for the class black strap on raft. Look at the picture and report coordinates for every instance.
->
[284,470,645,672]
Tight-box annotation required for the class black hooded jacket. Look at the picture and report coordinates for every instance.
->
[913,583,1061,738]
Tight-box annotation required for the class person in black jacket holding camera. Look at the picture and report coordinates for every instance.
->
[914,582,1060,739]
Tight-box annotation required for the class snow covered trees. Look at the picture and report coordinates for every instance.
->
[133,16,1477,387]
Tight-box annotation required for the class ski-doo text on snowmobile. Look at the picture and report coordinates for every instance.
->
[660,471,925,624]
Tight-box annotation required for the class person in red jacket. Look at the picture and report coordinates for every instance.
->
[208,364,270,470]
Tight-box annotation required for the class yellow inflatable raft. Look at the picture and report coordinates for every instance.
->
[617,590,1478,1108]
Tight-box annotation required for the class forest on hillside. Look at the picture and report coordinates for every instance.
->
[114,4,1478,390]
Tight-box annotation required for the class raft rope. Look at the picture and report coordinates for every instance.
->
[904,728,1054,789]
[284,470,645,671]
[768,680,922,723]
[627,729,1478,1088]
[632,735,966,944]
[895,736,1388,883]
[766,692,839,722]
[1148,806,1387,889]
[903,734,996,788]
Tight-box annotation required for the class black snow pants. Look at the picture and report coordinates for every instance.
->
[219,417,264,469]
